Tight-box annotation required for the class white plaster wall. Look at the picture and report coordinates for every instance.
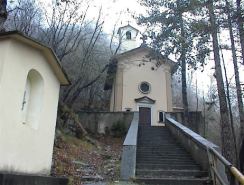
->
[0,40,9,85]
[0,39,60,175]
[119,50,173,126]
[119,27,139,53]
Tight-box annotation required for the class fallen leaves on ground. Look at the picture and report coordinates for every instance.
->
[51,132,124,185]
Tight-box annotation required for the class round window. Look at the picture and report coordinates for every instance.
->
[139,82,151,94]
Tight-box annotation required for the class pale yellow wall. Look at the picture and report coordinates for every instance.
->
[165,70,173,112]
[110,65,123,111]
[0,39,60,175]
[112,50,173,126]
[109,85,115,111]
[0,40,10,85]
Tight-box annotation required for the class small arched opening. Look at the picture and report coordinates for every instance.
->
[21,69,44,130]
[126,31,132,40]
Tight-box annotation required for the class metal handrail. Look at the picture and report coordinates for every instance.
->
[230,167,244,184]
[165,115,244,185]
[208,147,244,185]
[209,147,232,167]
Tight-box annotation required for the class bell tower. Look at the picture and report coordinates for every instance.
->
[117,24,139,53]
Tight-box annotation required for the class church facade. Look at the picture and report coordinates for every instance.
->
[105,25,175,126]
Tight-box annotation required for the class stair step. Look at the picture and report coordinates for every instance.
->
[136,156,192,160]
[136,158,195,163]
[137,150,188,154]
[137,146,185,149]
[137,140,182,147]
[137,150,189,153]
[135,177,210,185]
[138,134,172,136]
[137,140,179,145]
[135,126,210,184]
[138,135,174,137]
[137,146,187,151]
[137,153,192,158]
[136,161,197,166]
[137,158,193,161]
[136,163,200,170]
[136,169,208,177]
[137,147,185,151]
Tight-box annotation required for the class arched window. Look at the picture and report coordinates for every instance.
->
[126,31,132,40]
[21,69,44,130]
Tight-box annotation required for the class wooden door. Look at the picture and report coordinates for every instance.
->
[139,107,151,126]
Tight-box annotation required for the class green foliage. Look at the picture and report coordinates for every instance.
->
[111,120,127,137]
[138,0,211,71]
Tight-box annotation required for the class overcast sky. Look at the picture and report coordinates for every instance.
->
[40,0,243,92]
[88,0,145,32]
[40,0,143,32]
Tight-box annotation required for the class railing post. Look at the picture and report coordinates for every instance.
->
[207,148,217,185]
[229,172,236,185]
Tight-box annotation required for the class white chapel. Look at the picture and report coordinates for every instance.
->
[105,24,176,126]
[0,31,70,175]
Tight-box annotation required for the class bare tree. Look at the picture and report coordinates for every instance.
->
[6,0,111,111]
[39,0,91,61]
[0,0,7,31]
[62,7,108,106]
[6,0,42,36]
[207,0,236,165]
[236,0,244,65]
[225,0,244,171]
[109,17,124,55]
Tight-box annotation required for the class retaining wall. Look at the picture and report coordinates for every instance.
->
[77,111,134,134]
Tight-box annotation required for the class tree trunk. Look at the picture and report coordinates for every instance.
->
[67,64,109,106]
[178,4,189,125]
[235,0,244,173]
[226,0,244,169]
[236,0,244,65]
[0,0,7,32]
[220,45,238,166]
[207,0,236,164]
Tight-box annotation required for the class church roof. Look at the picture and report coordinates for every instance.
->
[104,45,177,90]
[117,24,139,35]
[0,31,70,85]
[114,45,176,67]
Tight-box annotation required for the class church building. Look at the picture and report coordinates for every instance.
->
[105,24,176,126]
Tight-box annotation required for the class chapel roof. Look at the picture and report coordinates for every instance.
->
[113,45,176,67]
[0,31,70,85]
[104,45,177,90]
[117,24,139,35]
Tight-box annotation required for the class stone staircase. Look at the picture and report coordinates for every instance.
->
[135,125,211,185]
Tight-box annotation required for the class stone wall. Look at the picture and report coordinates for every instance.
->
[170,111,205,136]
[165,116,219,171]
[0,173,68,185]
[77,111,134,134]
